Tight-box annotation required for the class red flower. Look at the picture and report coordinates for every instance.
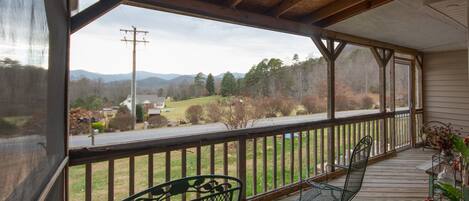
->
[464,136,469,146]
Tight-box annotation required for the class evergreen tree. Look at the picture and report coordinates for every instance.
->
[220,72,237,97]
[193,72,206,97]
[206,73,215,96]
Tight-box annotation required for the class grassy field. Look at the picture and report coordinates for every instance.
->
[162,96,224,122]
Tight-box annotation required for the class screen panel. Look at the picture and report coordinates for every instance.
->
[0,0,68,200]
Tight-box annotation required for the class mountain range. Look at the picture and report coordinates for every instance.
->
[71,69,245,83]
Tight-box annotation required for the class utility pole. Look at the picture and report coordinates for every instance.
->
[120,26,149,129]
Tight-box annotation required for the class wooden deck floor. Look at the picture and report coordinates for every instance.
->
[278,148,436,201]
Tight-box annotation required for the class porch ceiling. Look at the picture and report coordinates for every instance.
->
[326,0,468,52]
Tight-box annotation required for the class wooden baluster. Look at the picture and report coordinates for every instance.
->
[165,152,171,201]
[341,124,346,165]
[253,138,257,195]
[223,142,228,178]
[210,144,215,175]
[237,136,247,200]
[181,150,186,201]
[273,136,277,189]
[165,151,171,178]
[306,130,311,177]
[263,136,268,192]
[400,115,404,147]
[313,129,318,176]
[196,146,201,198]
[298,131,303,182]
[347,124,351,163]
[85,163,92,201]
[373,120,381,155]
[396,115,400,148]
[320,128,325,174]
[290,132,294,183]
[368,121,374,156]
[129,156,135,196]
[148,154,153,199]
[352,123,356,149]
[196,146,201,176]
[108,160,114,201]
[281,134,286,186]
[336,126,340,165]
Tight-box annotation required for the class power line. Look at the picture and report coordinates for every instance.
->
[120,26,149,130]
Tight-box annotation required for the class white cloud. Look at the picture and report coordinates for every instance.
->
[71,5,321,75]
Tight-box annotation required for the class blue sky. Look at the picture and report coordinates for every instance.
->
[71,4,321,75]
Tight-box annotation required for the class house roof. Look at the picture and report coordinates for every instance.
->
[127,95,165,105]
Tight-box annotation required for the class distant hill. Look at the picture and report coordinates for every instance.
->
[71,70,245,83]
[71,70,184,82]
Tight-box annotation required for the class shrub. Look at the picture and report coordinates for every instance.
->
[91,122,104,133]
[205,103,223,123]
[147,115,168,128]
[185,105,204,124]
[296,109,308,115]
[0,119,17,136]
[136,104,144,123]
[261,97,280,117]
[0,118,16,130]
[109,114,133,131]
[360,95,374,109]
[301,96,325,114]
[278,98,296,116]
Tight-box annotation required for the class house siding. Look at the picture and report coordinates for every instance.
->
[423,50,469,134]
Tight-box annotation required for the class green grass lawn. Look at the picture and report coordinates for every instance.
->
[162,96,224,122]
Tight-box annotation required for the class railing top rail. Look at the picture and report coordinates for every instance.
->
[69,111,406,166]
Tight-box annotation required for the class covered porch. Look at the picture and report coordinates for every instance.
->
[2,0,468,200]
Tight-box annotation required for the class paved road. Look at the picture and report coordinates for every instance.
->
[70,109,392,148]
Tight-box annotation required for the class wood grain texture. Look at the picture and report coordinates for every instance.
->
[278,149,435,201]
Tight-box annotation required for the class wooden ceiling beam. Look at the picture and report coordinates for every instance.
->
[316,0,393,27]
[226,0,243,8]
[124,0,416,54]
[71,0,123,33]
[302,0,367,24]
[268,0,305,17]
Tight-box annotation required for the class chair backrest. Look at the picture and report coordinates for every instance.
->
[420,121,450,148]
[123,175,242,201]
[341,136,372,201]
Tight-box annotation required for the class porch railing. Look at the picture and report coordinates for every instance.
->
[68,110,417,201]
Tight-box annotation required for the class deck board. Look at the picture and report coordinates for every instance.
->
[278,148,435,201]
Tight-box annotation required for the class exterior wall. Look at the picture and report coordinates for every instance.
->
[423,50,469,134]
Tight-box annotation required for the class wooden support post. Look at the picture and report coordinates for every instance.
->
[416,54,424,122]
[311,36,346,171]
[409,58,417,147]
[390,56,396,150]
[371,47,393,154]
[237,136,247,200]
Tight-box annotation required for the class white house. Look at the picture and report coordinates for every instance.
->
[120,95,166,111]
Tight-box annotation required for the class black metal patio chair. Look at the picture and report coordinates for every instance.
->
[123,175,242,201]
[298,136,373,201]
[419,121,450,151]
